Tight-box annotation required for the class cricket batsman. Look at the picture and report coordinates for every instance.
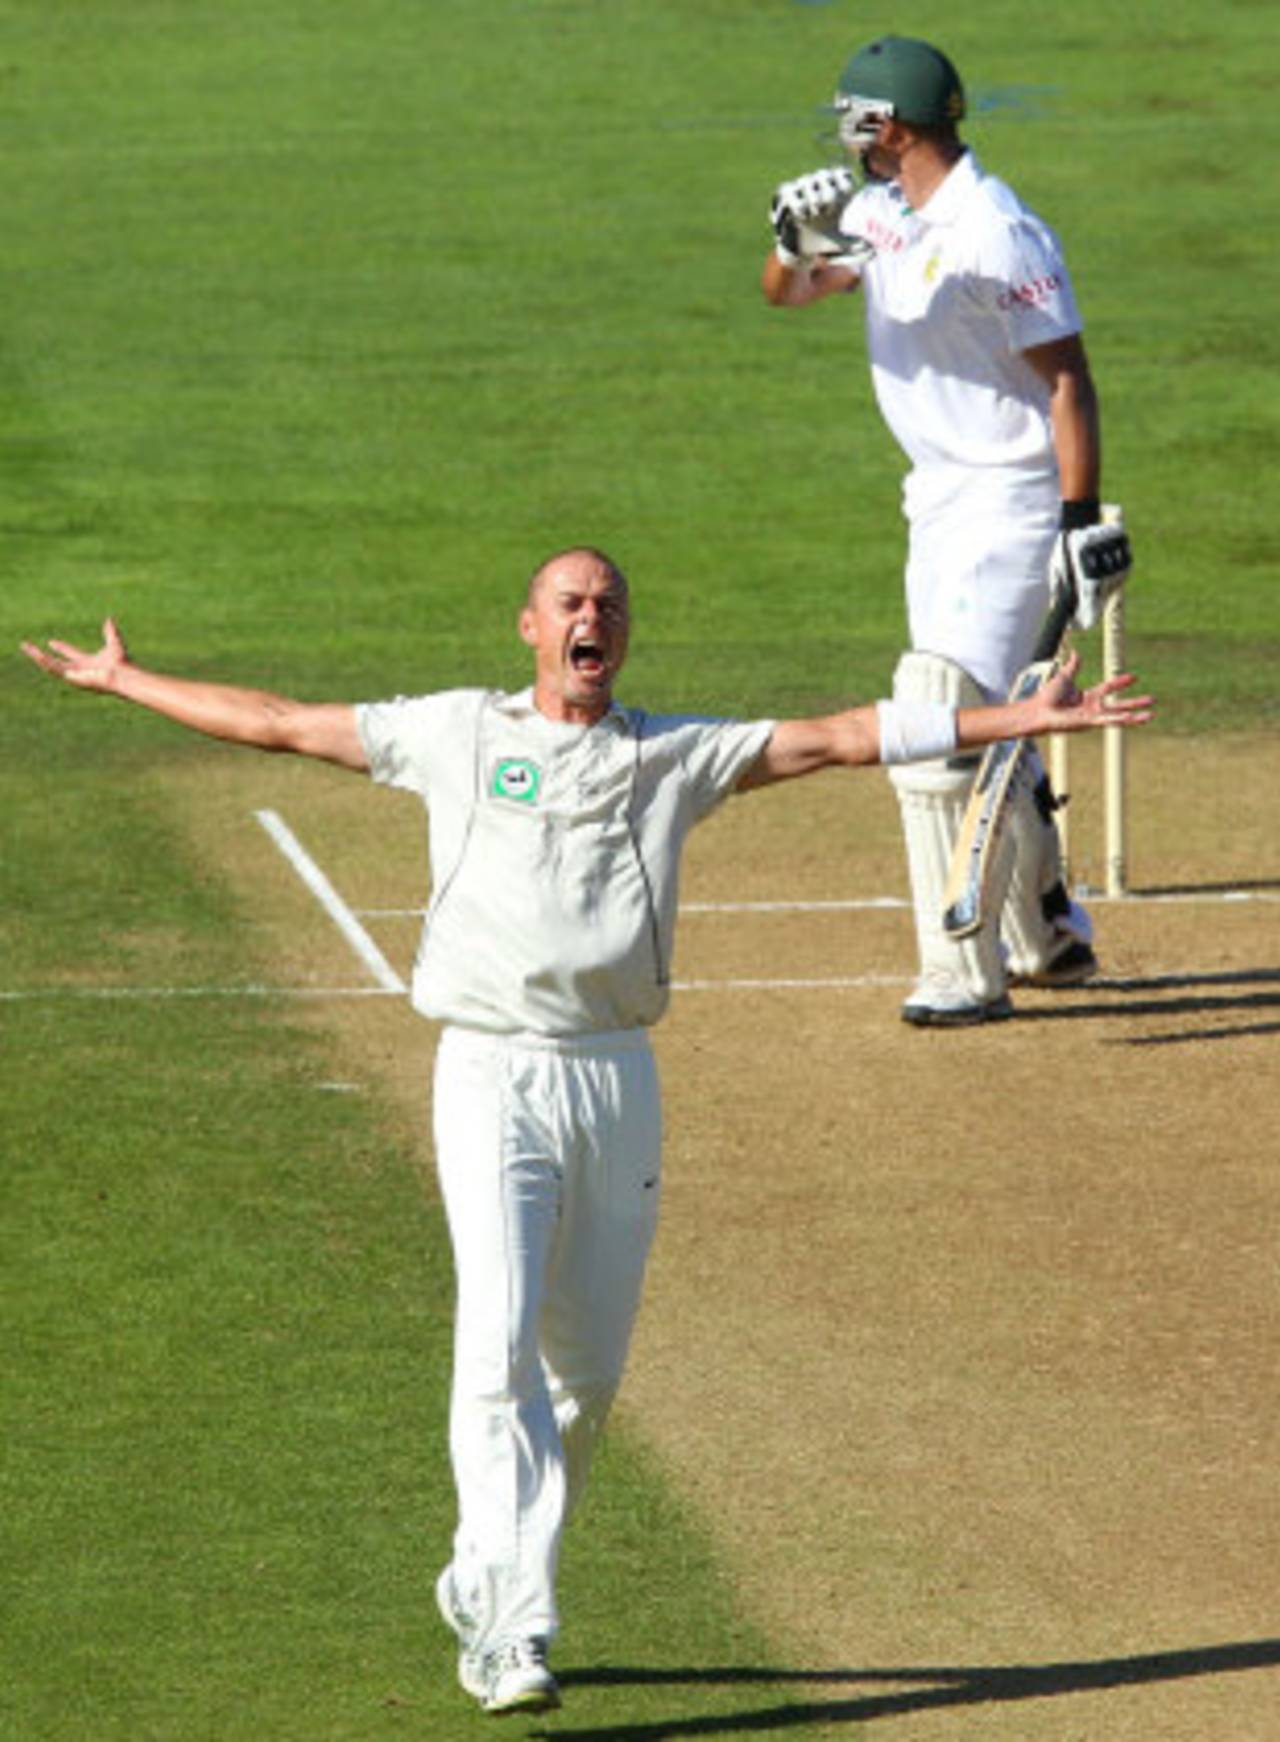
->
[762,35,1132,1026]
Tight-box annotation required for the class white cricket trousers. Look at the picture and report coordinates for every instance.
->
[905,487,1058,698]
[432,1023,662,1653]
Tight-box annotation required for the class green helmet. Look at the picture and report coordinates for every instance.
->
[834,35,965,149]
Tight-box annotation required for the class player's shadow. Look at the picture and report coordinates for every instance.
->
[1012,966,1280,1042]
[541,1636,1280,1737]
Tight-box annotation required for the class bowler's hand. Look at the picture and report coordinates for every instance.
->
[1034,650,1153,735]
[21,617,129,692]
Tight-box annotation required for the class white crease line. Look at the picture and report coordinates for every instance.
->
[355,890,1280,920]
[254,809,407,994]
[673,974,907,992]
[1072,889,1280,906]
[4,967,1274,1004]
[682,898,910,913]
[1,977,912,1003]
[355,899,913,918]
[0,985,402,1002]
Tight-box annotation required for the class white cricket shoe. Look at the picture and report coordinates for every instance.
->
[901,967,1012,1029]
[475,1638,561,1715]
[1008,937,1099,989]
[1006,895,1098,989]
[436,1566,561,1714]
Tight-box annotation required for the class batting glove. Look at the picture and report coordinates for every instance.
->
[1049,503,1132,631]
[769,166,863,268]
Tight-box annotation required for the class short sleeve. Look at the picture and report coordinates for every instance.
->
[355,689,483,795]
[645,714,776,822]
[981,216,1082,351]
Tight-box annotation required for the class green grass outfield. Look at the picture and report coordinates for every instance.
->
[3,1,1277,1736]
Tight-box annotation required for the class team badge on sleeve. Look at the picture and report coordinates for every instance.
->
[491,758,542,805]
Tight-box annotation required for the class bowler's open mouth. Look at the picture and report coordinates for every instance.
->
[570,639,605,675]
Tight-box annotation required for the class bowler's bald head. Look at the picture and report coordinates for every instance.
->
[525,546,628,608]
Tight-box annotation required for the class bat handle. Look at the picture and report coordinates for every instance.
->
[1030,587,1073,667]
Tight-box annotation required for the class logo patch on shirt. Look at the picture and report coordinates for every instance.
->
[923,249,943,284]
[491,758,542,805]
[997,272,1063,311]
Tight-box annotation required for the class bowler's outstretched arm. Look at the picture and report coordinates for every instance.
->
[21,618,368,772]
[738,652,1152,790]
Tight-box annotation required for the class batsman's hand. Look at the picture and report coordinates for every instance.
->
[1049,505,1132,631]
[769,166,869,269]
[21,617,130,692]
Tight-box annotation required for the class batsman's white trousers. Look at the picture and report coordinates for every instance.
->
[432,1023,662,1652]
[905,487,1058,699]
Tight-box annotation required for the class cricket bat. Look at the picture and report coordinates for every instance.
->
[939,588,1074,941]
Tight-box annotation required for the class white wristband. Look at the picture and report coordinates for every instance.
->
[875,699,958,765]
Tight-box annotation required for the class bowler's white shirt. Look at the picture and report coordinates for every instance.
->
[841,150,1082,518]
[357,687,773,1036]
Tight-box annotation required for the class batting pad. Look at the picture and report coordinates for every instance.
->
[1000,752,1080,976]
[887,653,1009,1003]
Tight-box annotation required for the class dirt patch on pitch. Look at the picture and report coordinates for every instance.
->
[169,731,1280,1739]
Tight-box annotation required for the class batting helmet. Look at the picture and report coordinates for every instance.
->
[834,36,965,154]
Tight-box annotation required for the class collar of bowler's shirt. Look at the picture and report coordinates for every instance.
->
[498,687,631,733]
[913,145,980,228]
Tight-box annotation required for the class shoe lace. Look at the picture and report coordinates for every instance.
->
[489,1637,551,1676]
